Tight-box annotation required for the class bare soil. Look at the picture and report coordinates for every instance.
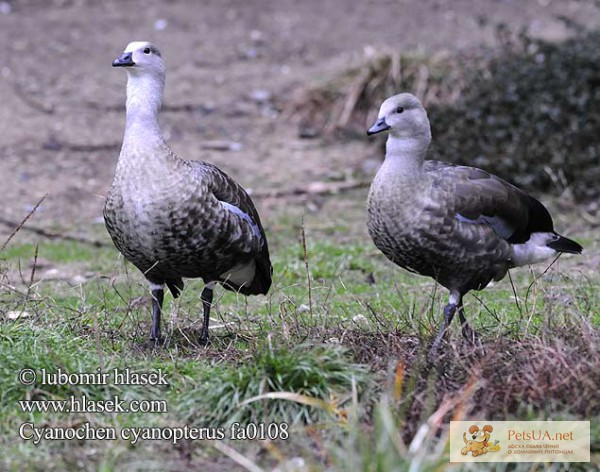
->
[0,0,598,238]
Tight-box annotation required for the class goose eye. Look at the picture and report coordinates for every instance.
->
[143,48,151,54]
[396,107,404,114]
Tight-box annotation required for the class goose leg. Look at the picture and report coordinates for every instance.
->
[199,286,214,346]
[150,287,164,343]
[429,302,457,359]
[457,302,481,348]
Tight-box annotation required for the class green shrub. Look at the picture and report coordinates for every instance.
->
[428,30,600,201]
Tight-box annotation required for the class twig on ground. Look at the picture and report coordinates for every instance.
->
[85,101,209,113]
[300,215,314,321]
[0,195,47,253]
[210,440,264,472]
[13,83,54,114]
[0,213,111,248]
[507,270,522,316]
[251,180,370,199]
[43,140,120,152]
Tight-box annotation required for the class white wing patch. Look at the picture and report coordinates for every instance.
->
[456,213,515,240]
[220,260,256,287]
[219,201,262,243]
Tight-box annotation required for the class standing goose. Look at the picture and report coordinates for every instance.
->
[104,41,272,345]
[366,93,582,355]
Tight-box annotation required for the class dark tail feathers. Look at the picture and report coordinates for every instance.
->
[237,254,272,295]
[223,244,273,296]
[547,233,583,254]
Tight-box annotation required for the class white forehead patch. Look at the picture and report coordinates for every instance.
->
[124,41,153,53]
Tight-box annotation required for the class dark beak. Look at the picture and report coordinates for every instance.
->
[367,117,390,136]
[112,52,135,67]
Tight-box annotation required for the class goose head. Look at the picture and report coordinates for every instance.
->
[368,93,431,142]
[113,41,165,78]
[113,41,166,126]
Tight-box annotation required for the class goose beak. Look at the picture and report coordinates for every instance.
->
[367,117,390,136]
[113,52,135,67]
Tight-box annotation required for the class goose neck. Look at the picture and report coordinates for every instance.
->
[382,135,429,176]
[124,72,164,134]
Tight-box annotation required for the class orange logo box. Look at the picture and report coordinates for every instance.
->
[449,421,590,463]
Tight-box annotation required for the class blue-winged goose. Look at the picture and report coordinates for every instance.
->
[105,41,272,345]
[366,93,582,355]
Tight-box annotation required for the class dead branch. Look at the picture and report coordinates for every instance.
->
[85,101,209,113]
[13,83,54,114]
[250,180,370,199]
[42,137,120,153]
[0,213,111,249]
[0,195,47,252]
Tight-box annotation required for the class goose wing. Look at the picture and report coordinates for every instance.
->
[426,161,554,244]
[197,161,272,294]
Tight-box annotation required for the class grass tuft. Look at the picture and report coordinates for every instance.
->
[178,342,369,427]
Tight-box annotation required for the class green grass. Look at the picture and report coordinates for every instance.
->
[179,342,368,427]
[1,192,598,471]
[0,240,113,265]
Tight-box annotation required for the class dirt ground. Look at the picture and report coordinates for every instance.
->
[1,0,598,239]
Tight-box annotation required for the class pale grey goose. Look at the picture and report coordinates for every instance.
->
[105,41,272,345]
[366,93,582,355]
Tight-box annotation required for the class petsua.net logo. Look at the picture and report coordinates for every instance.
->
[450,421,590,463]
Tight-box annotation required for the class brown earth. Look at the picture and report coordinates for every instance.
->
[0,0,598,239]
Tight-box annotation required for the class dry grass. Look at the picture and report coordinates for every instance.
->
[285,49,469,137]
[320,321,599,446]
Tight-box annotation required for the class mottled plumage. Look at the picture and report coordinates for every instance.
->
[104,41,272,344]
[366,93,582,356]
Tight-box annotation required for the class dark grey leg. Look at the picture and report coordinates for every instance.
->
[429,302,458,359]
[199,286,214,346]
[458,302,481,348]
[150,288,164,342]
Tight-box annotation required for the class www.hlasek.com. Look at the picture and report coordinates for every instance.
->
[19,395,167,414]
[17,367,290,444]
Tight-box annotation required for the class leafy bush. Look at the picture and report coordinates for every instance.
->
[428,30,600,200]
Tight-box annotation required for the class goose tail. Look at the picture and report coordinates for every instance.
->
[242,243,273,295]
[245,255,273,295]
[222,245,273,296]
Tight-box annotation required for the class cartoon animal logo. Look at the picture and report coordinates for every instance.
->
[461,424,501,457]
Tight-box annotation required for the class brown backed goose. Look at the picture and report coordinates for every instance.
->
[366,93,582,355]
[104,41,272,345]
